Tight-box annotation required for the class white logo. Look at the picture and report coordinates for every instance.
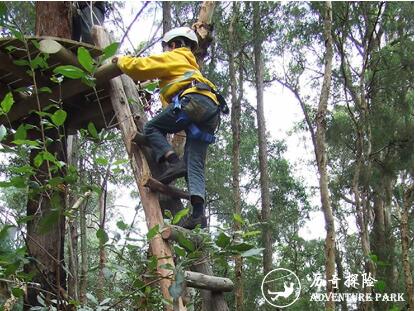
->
[261,268,301,308]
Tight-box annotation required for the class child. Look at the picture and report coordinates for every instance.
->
[114,27,222,229]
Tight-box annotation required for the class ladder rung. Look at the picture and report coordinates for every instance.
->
[144,176,190,200]
[161,225,204,247]
[184,271,234,292]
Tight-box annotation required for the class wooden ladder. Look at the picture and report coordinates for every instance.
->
[92,26,232,311]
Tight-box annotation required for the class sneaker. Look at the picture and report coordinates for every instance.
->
[179,215,207,230]
[157,160,187,184]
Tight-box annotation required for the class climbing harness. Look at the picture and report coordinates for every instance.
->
[172,81,229,144]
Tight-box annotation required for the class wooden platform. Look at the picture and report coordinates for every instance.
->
[0,36,122,132]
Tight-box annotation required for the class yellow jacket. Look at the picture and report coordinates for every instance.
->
[117,47,218,108]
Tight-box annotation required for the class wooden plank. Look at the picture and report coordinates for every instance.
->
[0,36,103,58]
[184,271,234,292]
[91,25,186,311]
[0,51,36,85]
[0,60,121,125]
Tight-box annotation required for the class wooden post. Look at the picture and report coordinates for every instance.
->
[162,225,230,311]
[91,25,186,311]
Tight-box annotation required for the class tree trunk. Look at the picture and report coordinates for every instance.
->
[97,187,107,302]
[35,2,72,39]
[192,1,216,67]
[253,1,273,292]
[400,184,414,311]
[335,245,348,311]
[314,3,336,310]
[24,3,72,308]
[66,135,79,301]
[79,195,88,305]
[162,2,172,34]
[229,3,243,310]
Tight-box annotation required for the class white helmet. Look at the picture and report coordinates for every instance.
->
[162,27,198,47]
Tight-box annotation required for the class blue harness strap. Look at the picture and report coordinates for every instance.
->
[172,94,216,144]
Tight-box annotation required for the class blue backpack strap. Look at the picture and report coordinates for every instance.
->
[187,123,216,144]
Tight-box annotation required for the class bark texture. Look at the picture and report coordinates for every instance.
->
[400,184,414,311]
[25,3,73,308]
[253,3,273,300]
[229,3,243,309]
[315,3,336,310]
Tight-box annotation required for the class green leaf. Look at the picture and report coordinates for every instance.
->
[31,40,40,50]
[172,207,190,225]
[173,246,186,257]
[10,29,24,41]
[51,109,67,126]
[369,254,378,263]
[233,213,245,225]
[95,157,108,166]
[13,59,29,67]
[48,177,64,187]
[159,263,174,270]
[77,47,95,73]
[88,122,98,138]
[12,139,40,148]
[102,42,119,60]
[374,280,386,292]
[164,209,173,220]
[144,81,159,93]
[12,287,25,298]
[53,65,85,79]
[113,159,129,165]
[0,125,7,141]
[10,164,34,175]
[241,247,264,258]
[81,75,96,88]
[38,87,52,94]
[177,232,195,252]
[1,92,14,113]
[14,124,27,140]
[229,242,254,252]
[34,152,44,168]
[30,55,48,70]
[96,228,109,244]
[147,224,159,240]
[243,230,262,238]
[215,232,231,248]
[148,255,158,271]
[116,220,129,230]
[0,225,15,240]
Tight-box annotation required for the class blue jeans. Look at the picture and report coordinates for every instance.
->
[144,93,219,202]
